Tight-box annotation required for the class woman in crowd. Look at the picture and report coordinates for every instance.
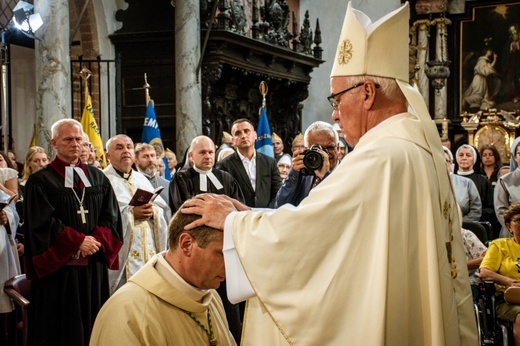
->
[456,144,498,236]
[498,165,511,179]
[277,153,292,182]
[165,148,177,176]
[0,153,18,199]
[19,146,49,187]
[480,202,520,344]
[0,189,21,345]
[444,147,482,222]
[495,137,520,237]
[480,144,502,187]
[157,159,165,177]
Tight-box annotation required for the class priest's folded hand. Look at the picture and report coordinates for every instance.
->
[79,235,101,255]
[132,203,154,221]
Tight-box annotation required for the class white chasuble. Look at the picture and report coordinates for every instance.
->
[90,254,237,345]
[103,165,169,294]
[225,113,477,345]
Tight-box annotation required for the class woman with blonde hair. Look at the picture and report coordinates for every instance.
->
[20,146,48,186]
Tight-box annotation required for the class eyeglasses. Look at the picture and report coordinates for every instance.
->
[323,145,337,153]
[327,82,380,110]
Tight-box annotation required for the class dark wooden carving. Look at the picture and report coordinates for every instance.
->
[110,0,323,154]
[200,29,320,148]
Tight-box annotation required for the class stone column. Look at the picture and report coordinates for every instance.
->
[416,20,430,108]
[175,0,202,157]
[433,18,450,120]
[34,0,71,156]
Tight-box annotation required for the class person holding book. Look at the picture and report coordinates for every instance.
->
[103,134,170,294]
[134,142,171,224]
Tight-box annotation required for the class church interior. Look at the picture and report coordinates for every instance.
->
[1,0,518,163]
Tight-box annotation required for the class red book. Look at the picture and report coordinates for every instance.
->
[128,186,163,207]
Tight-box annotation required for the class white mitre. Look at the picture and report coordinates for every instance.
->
[332,0,456,221]
[330,2,408,82]
[331,2,442,164]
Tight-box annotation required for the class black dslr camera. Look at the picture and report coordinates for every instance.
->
[300,144,325,175]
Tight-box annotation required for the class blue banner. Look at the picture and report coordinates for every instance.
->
[255,107,274,157]
[141,101,171,180]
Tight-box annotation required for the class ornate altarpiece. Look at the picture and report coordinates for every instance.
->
[109,0,323,151]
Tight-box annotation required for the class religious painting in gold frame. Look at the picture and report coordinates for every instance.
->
[474,124,513,164]
[459,2,520,114]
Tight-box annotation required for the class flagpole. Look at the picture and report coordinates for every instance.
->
[259,80,268,110]
[255,81,274,157]
[143,73,151,105]
[80,67,91,108]
[79,67,107,168]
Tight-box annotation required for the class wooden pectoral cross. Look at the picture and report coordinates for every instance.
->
[77,205,89,224]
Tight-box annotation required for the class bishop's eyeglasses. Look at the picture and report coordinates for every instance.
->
[327,82,380,110]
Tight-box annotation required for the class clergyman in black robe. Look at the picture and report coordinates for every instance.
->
[24,119,123,346]
[168,135,245,342]
[169,167,245,213]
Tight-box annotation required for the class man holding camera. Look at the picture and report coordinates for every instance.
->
[275,121,339,207]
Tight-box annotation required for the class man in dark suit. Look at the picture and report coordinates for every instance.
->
[216,118,281,208]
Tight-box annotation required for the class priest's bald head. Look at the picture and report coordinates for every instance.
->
[189,135,216,171]
[165,207,225,290]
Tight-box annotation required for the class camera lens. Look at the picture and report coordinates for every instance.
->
[303,150,323,171]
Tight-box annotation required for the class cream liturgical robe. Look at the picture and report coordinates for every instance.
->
[228,113,477,345]
[103,165,169,293]
[90,254,236,345]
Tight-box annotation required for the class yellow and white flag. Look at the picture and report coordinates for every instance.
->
[80,94,107,167]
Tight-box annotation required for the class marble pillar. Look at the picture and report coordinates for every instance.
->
[34,0,71,156]
[433,19,449,120]
[416,21,430,109]
[175,0,202,157]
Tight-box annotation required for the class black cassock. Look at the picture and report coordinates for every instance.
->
[169,167,245,212]
[24,158,123,346]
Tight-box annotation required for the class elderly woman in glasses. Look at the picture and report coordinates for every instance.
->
[480,202,520,344]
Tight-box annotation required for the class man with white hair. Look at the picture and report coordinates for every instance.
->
[24,119,123,345]
[103,134,169,294]
[275,121,339,207]
[181,2,476,345]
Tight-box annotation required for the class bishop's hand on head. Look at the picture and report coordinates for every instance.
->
[181,194,242,231]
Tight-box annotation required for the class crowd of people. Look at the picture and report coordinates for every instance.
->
[0,114,349,345]
[5,2,520,345]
